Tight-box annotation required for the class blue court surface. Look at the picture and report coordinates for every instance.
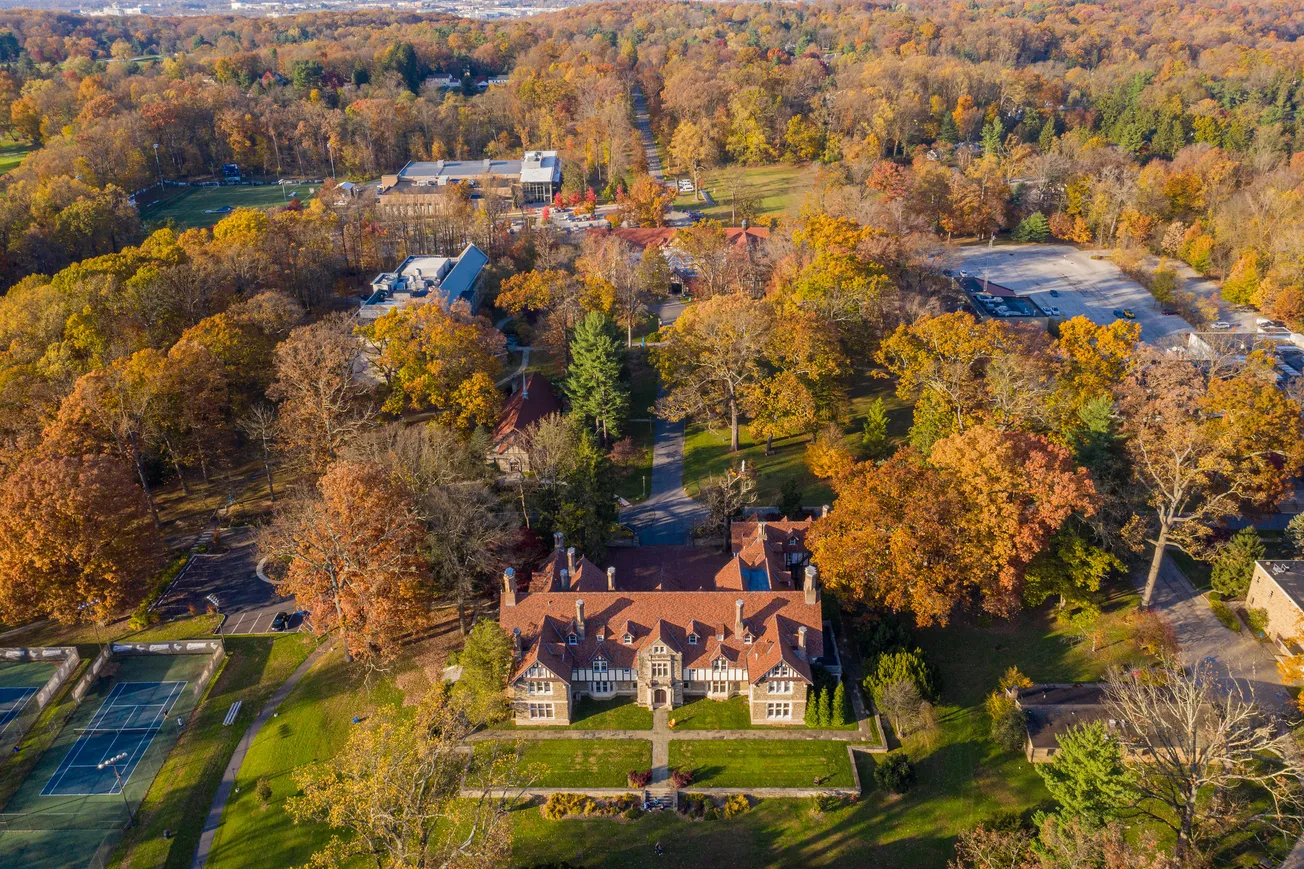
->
[0,686,37,736]
[40,681,187,797]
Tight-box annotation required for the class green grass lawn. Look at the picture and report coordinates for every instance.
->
[681,373,912,507]
[503,695,653,730]
[670,164,814,223]
[669,739,856,788]
[138,184,319,230]
[0,139,33,176]
[670,695,857,731]
[204,646,407,869]
[474,739,651,788]
[1168,548,1212,591]
[109,634,317,869]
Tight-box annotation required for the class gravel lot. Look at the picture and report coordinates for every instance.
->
[954,243,1195,346]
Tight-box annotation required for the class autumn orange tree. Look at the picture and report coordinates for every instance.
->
[1117,349,1304,608]
[808,425,1096,623]
[261,460,432,663]
[359,301,504,427]
[615,174,676,228]
[0,448,163,624]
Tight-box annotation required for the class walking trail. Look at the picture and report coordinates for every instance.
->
[190,641,331,869]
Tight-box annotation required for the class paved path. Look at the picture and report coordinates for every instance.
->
[632,87,663,181]
[1139,553,1288,712]
[468,725,880,744]
[191,641,331,869]
[651,708,669,785]
[619,410,708,544]
[495,347,531,387]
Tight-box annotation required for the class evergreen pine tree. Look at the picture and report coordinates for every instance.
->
[1038,116,1057,153]
[814,688,830,727]
[981,117,1004,156]
[1210,527,1265,599]
[565,311,628,446]
[938,113,959,145]
[831,682,847,727]
[554,432,620,562]
[861,397,890,459]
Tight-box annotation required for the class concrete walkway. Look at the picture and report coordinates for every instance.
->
[1140,553,1289,712]
[651,708,669,785]
[190,641,331,869]
[467,724,882,745]
[495,347,531,387]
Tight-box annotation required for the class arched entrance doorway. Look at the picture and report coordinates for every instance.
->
[654,688,666,706]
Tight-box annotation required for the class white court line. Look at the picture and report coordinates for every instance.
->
[41,681,188,796]
[0,688,37,738]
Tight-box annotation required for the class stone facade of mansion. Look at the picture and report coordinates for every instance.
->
[497,520,836,726]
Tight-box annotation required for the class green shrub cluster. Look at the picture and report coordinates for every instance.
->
[875,751,915,794]
[722,794,751,818]
[128,553,191,631]
[1208,598,1242,632]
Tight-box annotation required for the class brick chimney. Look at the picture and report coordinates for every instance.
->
[575,599,586,640]
[820,504,830,518]
[553,531,564,551]
[734,599,745,637]
[796,625,807,660]
[567,546,577,575]
[559,568,570,591]
[804,565,820,605]
[502,567,517,607]
[607,566,616,591]
[511,626,521,660]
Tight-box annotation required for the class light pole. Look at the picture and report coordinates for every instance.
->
[98,752,134,825]
[326,141,335,181]
[152,143,162,189]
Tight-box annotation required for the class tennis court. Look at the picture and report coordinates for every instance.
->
[0,654,209,869]
[0,659,57,740]
[41,681,186,796]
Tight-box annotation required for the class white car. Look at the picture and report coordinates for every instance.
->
[1210,321,1233,330]
[1047,306,1061,316]
[677,179,694,192]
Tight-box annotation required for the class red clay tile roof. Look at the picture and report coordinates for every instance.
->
[504,589,822,682]
[491,373,561,453]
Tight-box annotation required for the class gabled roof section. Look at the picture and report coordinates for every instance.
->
[492,374,560,452]
[441,243,488,303]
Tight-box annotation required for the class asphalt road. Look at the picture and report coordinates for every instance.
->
[954,244,1193,346]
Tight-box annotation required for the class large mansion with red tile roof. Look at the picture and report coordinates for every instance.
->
[488,373,560,476]
[498,518,836,725]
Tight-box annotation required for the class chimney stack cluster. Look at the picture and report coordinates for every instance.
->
[804,564,820,606]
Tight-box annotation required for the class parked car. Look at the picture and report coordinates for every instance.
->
[1121,309,1136,319]
[1112,309,1126,318]
[1210,321,1233,330]
[1161,309,1178,315]
[1048,289,1060,297]
[1048,306,1061,316]
[271,611,290,632]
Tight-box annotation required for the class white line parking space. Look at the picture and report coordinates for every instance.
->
[954,244,1193,346]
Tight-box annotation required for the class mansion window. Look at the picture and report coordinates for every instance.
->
[567,633,577,645]
[765,702,792,720]
[623,634,634,645]
[768,681,793,695]
[651,661,670,678]
[709,681,729,694]
[744,634,754,645]
[591,680,613,693]
[713,658,727,671]
[652,644,666,654]
[527,681,552,695]
[687,633,698,645]
[528,703,555,720]
[593,659,608,672]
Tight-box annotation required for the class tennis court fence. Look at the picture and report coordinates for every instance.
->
[0,646,80,752]
[0,807,129,831]
[111,641,225,699]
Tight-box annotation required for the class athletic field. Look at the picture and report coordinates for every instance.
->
[137,184,320,230]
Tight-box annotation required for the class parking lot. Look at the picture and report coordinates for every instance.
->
[954,244,1194,346]
[155,526,301,636]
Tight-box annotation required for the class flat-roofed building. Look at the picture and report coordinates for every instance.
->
[360,243,488,323]
[377,151,561,209]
